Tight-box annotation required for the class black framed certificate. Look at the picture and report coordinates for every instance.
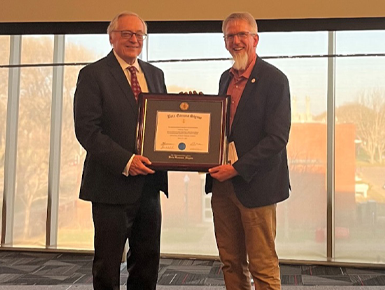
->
[136,93,230,171]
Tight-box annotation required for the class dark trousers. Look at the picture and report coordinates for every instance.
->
[91,185,162,290]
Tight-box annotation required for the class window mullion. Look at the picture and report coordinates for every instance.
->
[46,34,65,248]
[326,30,336,261]
[1,35,22,246]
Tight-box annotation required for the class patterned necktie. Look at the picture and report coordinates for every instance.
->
[127,66,142,102]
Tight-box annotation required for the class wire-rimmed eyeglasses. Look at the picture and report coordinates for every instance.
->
[112,30,147,41]
[223,32,256,41]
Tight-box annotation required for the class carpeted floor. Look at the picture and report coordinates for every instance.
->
[0,251,385,288]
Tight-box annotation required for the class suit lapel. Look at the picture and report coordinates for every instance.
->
[219,70,232,96]
[106,51,138,112]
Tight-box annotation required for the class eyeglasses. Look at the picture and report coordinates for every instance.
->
[112,30,147,40]
[223,32,256,41]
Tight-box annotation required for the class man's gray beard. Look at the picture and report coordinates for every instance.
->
[232,52,248,71]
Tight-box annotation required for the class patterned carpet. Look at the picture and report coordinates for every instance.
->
[0,251,385,287]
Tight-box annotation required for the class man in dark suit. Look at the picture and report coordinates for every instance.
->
[206,12,291,290]
[73,11,167,290]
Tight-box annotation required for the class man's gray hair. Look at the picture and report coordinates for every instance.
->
[107,11,148,35]
[222,12,258,34]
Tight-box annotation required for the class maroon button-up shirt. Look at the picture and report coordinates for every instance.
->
[227,55,257,129]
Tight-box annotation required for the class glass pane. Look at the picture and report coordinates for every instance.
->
[148,33,228,61]
[57,63,92,250]
[336,30,385,54]
[21,36,53,64]
[264,33,328,261]
[161,171,218,256]
[0,36,10,65]
[270,57,328,260]
[250,32,327,260]
[258,32,328,57]
[335,31,385,263]
[65,35,112,63]
[0,36,10,236]
[14,36,54,247]
[155,60,230,94]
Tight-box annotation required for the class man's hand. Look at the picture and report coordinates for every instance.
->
[208,164,238,182]
[129,155,155,176]
[179,91,203,95]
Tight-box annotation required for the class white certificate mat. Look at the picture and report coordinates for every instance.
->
[155,112,210,153]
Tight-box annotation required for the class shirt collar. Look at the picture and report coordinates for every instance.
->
[230,54,257,80]
[113,50,142,73]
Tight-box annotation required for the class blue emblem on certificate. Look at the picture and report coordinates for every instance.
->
[178,143,186,150]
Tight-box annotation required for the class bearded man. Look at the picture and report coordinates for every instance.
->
[206,12,291,290]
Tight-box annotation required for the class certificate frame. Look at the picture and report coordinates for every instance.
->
[136,93,230,171]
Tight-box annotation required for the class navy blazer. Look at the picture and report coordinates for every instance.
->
[74,51,168,204]
[206,56,291,208]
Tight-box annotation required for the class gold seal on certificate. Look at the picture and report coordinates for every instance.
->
[136,93,230,171]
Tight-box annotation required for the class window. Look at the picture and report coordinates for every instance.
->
[1,27,385,265]
[334,30,385,263]
[13,36,54,247]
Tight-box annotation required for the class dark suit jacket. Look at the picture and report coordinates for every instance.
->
[74,50,168,204]
[206,56,291,208]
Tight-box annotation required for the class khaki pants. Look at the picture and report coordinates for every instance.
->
[211,180,281,290]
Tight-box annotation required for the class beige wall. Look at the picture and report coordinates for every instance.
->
[2,0,385,23]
